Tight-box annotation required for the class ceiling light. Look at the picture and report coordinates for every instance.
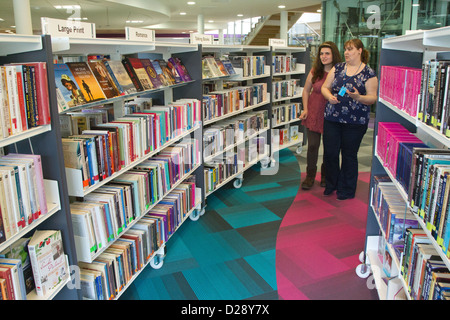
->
[208,20,214,23]
[189,30,194,33]
[237,14,243,17]
[126,20,144,23]
[412,3,420,6]
[278,5,286,9]
[317,9,322,12]
[187,1,196,4]
[180,12,187,15]
[0,18,4,22]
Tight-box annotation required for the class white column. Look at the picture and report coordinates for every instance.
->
[280,10,288,41]
[219,29,224,44]
[13,0,33,35]
[197,14,204,34]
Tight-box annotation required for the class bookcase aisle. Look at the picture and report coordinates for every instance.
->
[360,26,450,300]
[0,31,310,300]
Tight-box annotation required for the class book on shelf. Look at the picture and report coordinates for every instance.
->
[220,58,236,75]
[121,57,154,91]
[102,60,138,95]
[66,62,107,103]
[87,60,121,99]
[140,59,162,89]
[157,59,177,85]
[27,230,69,297]
[149,59,170,87]
[166,58,183,84]
[53,63,87,111]
[170,57,192,82]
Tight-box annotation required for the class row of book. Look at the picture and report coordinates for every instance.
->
[376,122,426,181]
[417,59,450,136]
[77,179,200,300]
[0,230,70,299]
[203,110,269,160]
[272,55,298,74]
[70,140,200,263]
[272,79,301,101]
[54,56,192,111]
[272,125,301,149]
[0,153,48,245]
[202,83,268,122]
[272,102,302,127]
[61,99,201,190]
[204,138,267,194]
[229,55,267,78]
[401,228,450,300]
[379,65,422,118]
[202,56,236,79]
[371,175,418,252]
[0,62,50,139]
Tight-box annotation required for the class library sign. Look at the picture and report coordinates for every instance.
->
[125,27,155,42]
[41,17,96,39]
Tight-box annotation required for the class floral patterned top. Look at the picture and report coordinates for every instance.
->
[324,62,376,125]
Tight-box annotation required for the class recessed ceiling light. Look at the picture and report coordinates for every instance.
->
[317,9,322,12]
[237,14,243,17]
[208,20,214,23]
[180,12,187,15]
[278,5,285,8]
[126,20,144,23]
[187,1,196,4]
[189,30,194,33]
[0,18,4,22]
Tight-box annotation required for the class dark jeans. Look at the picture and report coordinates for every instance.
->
[323,120,368,197]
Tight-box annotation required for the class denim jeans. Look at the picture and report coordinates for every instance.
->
[323,119,368,198]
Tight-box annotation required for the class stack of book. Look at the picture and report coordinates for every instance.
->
[0,153,47,245]
[61,99,201,190]
[401,228,450,300]
[229,55,266,78]
[54,57,192,112]
[417,60,450,135]
[379,65,422,118]
[76,178,199,300]
[203,83,267,122]
[272,102,302,127]
[272,55,296,74]
[0,62,51,139]
[202,56,236,79]
[272,79,300,101]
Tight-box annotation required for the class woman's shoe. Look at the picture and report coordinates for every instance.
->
[323,188,334,196]
[301,176,315,190]
[320,175,326,187]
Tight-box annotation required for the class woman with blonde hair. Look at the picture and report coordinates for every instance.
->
[300,41,341,190]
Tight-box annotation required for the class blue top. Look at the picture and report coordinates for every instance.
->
[324,62,376,125]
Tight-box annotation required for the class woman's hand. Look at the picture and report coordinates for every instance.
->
[328,95,339,104]
[347,87,361,101]
[299,110,308,120]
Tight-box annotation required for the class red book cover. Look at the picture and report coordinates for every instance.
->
[124,58,154,91]
[0,267,15,300]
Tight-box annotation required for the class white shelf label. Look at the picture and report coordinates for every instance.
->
[269,38,287,47]
[41,17,96,39]
[125,27,155,42]
[190,33,213,45]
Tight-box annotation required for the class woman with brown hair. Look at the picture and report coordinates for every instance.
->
[300,41,341,190]
[321,38,378,200]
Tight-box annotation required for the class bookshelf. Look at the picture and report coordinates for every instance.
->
[270,46,308,156]
[201,44,273,193]
[52,37,205,299]
[360,26,450,300]
[0,34,80,300]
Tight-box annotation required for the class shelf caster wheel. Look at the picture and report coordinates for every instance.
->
[199,207,205,216]
[190,209,201,221]
[233,178,243,189]
[150,254,164,269]
[296,145,303,155]
[355,263,371,279]
[359,251,365,263]
[260,157,270,169]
